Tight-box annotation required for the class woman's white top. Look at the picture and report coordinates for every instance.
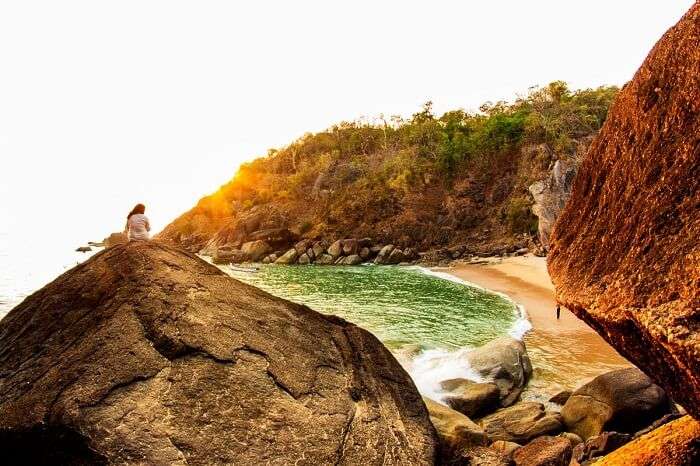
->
[126,214,151,241]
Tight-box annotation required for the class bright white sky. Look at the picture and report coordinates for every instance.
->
[0,0,694,246]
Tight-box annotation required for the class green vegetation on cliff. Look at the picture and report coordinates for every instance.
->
[161,81,617,252]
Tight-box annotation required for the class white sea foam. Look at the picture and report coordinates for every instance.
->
[509,304,532,340]
[405,347,485,402]
[406,266,534,401]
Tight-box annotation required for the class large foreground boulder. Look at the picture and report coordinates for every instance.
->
[561,368,669,440]
[0,242,437,464]
[547,3,700,418]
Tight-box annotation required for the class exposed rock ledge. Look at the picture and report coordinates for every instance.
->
[548,3,700,419]
[0,241,436,464]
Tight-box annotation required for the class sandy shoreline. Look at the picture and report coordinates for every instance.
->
[434,255,630,397]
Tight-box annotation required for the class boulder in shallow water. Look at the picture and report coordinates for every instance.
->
[240,240,271,262]
[359,247,371,260]
[293,239,312,256]
[340,254,363,265]
[75,246,92,252]
[297,253,311,265]
[274,248,299,264]
[0,242,437,464]
[513,435,572,466]
[387,248,407,264]
[342,239,358,255]
[374,245,395,264]
[547,2,700,419]
[561,368,669,440]
[311,241,327,258]
[479,402,564,444]
[327,240,343,258]
[466,337,533,407]
[315,253,335,265]
[212,247,249,264]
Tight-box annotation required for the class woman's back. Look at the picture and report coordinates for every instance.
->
[126,213,150,240]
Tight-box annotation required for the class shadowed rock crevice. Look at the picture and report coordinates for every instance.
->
[0,425,107,466]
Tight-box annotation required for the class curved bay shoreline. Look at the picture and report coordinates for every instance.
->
[435,255,630,398]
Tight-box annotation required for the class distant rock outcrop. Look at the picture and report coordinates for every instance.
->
[0,242,437,464]
[548,3,700,419]
[103,232,127,247]
[528,157,578,249]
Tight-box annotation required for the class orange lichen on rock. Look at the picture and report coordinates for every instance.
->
[548,3,700,418]
[595,416,700,465]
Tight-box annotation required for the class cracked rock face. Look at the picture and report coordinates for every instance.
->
[0,242,437,465]
[528,158,578,249]
[548,3,700,420]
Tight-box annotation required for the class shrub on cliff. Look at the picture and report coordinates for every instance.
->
[160,81,618,251]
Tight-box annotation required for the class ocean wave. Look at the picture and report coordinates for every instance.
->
[414,266,533,341]
[404,347,485,402]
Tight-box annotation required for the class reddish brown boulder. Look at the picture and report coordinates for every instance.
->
[513,436,572,466]
[548,3,700,419]
[595,416,700,466]
[0,242,437,464]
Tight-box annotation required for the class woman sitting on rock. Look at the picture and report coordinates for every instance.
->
[124,203,151,241]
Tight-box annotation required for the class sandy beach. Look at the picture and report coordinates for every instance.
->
[435,255,630,398]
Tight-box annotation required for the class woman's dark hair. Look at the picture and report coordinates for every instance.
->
[127,203,146,219]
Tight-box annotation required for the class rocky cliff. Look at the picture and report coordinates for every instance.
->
[0,241,437,464]
[158,83,617,258]
[548,2,700,421]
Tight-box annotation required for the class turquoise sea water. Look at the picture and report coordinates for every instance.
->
[222,264,523,351]
[220,263,531,399]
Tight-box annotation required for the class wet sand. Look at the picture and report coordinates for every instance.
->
[434,255,630,399]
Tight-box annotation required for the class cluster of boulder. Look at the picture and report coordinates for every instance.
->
[206,237,419,266]
[424,338,686,465]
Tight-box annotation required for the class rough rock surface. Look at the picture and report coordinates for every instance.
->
[547,3,700,419]
[513,435,572,466]
[103,232,127,248]
[465,337,533,407]
[561,368,669,440]
[595,416,700,466]
[423,397,488,464]
[0,242,437,465]
[490,440,521,459]
[479,402,563,444]
[443,381,501,418]
[274,248,299,264]
[240,240,271,262]
[571,431,631,464]
[528,157,579,249]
